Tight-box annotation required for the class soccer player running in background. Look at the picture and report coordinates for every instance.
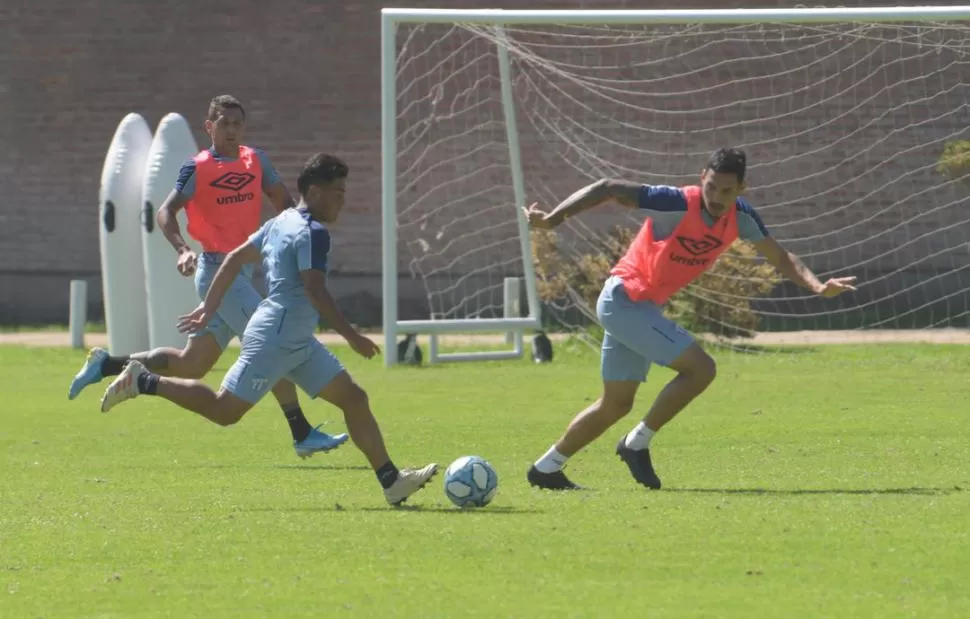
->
[523,148,857,491]
[69,95,348,458]
[99,153,438,506]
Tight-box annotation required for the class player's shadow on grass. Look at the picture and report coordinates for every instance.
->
[238,504,542,515]
[178,464,373,471]
[664,486,961,496]
[380,504,542,515]
[708,342,820,356]
[272,464,372,471]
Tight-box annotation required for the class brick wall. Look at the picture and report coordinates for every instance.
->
[2,0,968,324]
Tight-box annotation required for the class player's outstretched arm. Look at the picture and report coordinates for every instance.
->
[523,178,642,229]
[301,270,379,359]
[178,242,262,334]
[156,190,198,275]
[753,237,857,298]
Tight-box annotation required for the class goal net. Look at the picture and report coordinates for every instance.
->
[382,7,970,363]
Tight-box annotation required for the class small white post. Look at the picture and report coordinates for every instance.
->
[69,280,87,349]
[504,277,521,345]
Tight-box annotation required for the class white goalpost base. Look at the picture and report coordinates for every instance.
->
[381,6,970,366]
[423,277,525,364]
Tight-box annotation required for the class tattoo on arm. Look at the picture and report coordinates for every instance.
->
[546,178,641,224]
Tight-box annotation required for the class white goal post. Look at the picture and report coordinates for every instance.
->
[381,6,970,367]
[382,11,544,366]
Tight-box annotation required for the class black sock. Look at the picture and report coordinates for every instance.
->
[102,355,130,377]
[136,371,159,395]
[376,461,400,489]
[284,406,313,442]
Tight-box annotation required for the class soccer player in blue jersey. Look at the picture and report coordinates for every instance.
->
[99,153,438,505]
[69,95,347,458]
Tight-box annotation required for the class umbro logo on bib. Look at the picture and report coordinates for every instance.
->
[676,235,723,257]
[210,172,256,192]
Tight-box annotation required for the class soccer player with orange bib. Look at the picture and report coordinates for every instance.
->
[523,148,857,490]
[69,95,348,458]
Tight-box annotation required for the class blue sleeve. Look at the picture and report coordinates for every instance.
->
[255,149,281,190]
[247,220,272,252]
[175,160,196,197]
[636,185,688,240]
[736,199,770,241]
[637,185,688,212]
[296,225,331,273]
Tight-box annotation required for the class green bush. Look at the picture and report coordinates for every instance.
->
[937,140,970,181]
[531,225,780,339]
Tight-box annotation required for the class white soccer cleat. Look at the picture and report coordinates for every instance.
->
[100,360,148,413]
[383,463,439,506]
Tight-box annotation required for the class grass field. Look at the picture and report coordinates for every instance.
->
[1,343,968,618]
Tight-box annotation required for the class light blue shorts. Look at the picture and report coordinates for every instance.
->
[221,303,346,404]
[191,253,261,350]
[597,275,695,383]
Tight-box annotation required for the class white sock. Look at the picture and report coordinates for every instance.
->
[534,446,569,473]
[624,422,656,451]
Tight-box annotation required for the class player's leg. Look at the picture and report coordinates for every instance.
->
[99,334,290,425]
[612,343,714,486]
[99,360,255,424]
[630,343,716,436]
[529,275,709,491]
[528,277,653,490]
[206,257,337,453]
[527,334,647,490]
[270,377,348,457]
[288,343,437,505]
[597,280,716,489]
[66,330,224,400]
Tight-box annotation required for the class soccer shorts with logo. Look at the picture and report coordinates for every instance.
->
[221,304,346,403]
[191,252,262,350]
[596,275,695,383]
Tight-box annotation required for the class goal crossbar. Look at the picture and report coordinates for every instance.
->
[382,7,970,26]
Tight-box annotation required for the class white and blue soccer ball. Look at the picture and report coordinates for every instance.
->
[444,455,498,508]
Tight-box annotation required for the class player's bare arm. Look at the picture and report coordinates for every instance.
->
[753,236,857,297]
[156,190,197,276]
[523,178,642,229]
[178,242,261,334]
[301,270,379,359]
[264,182,297,213]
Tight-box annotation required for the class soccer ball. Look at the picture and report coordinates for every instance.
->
[444,455,498,508]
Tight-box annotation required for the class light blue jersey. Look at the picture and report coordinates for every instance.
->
[245,207,331,343]
[221,207,344,403]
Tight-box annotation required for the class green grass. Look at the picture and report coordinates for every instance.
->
[0,322,107,333]
[1,344,968,618]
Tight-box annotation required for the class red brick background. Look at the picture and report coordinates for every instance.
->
[2,0,968,325]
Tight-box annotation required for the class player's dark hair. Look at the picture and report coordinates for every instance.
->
[706,147,746,183]
[207,94,246,121]
[298,153,349,195]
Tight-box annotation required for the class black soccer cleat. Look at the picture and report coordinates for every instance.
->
[616,439,662,489]
[527,465,583,490]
